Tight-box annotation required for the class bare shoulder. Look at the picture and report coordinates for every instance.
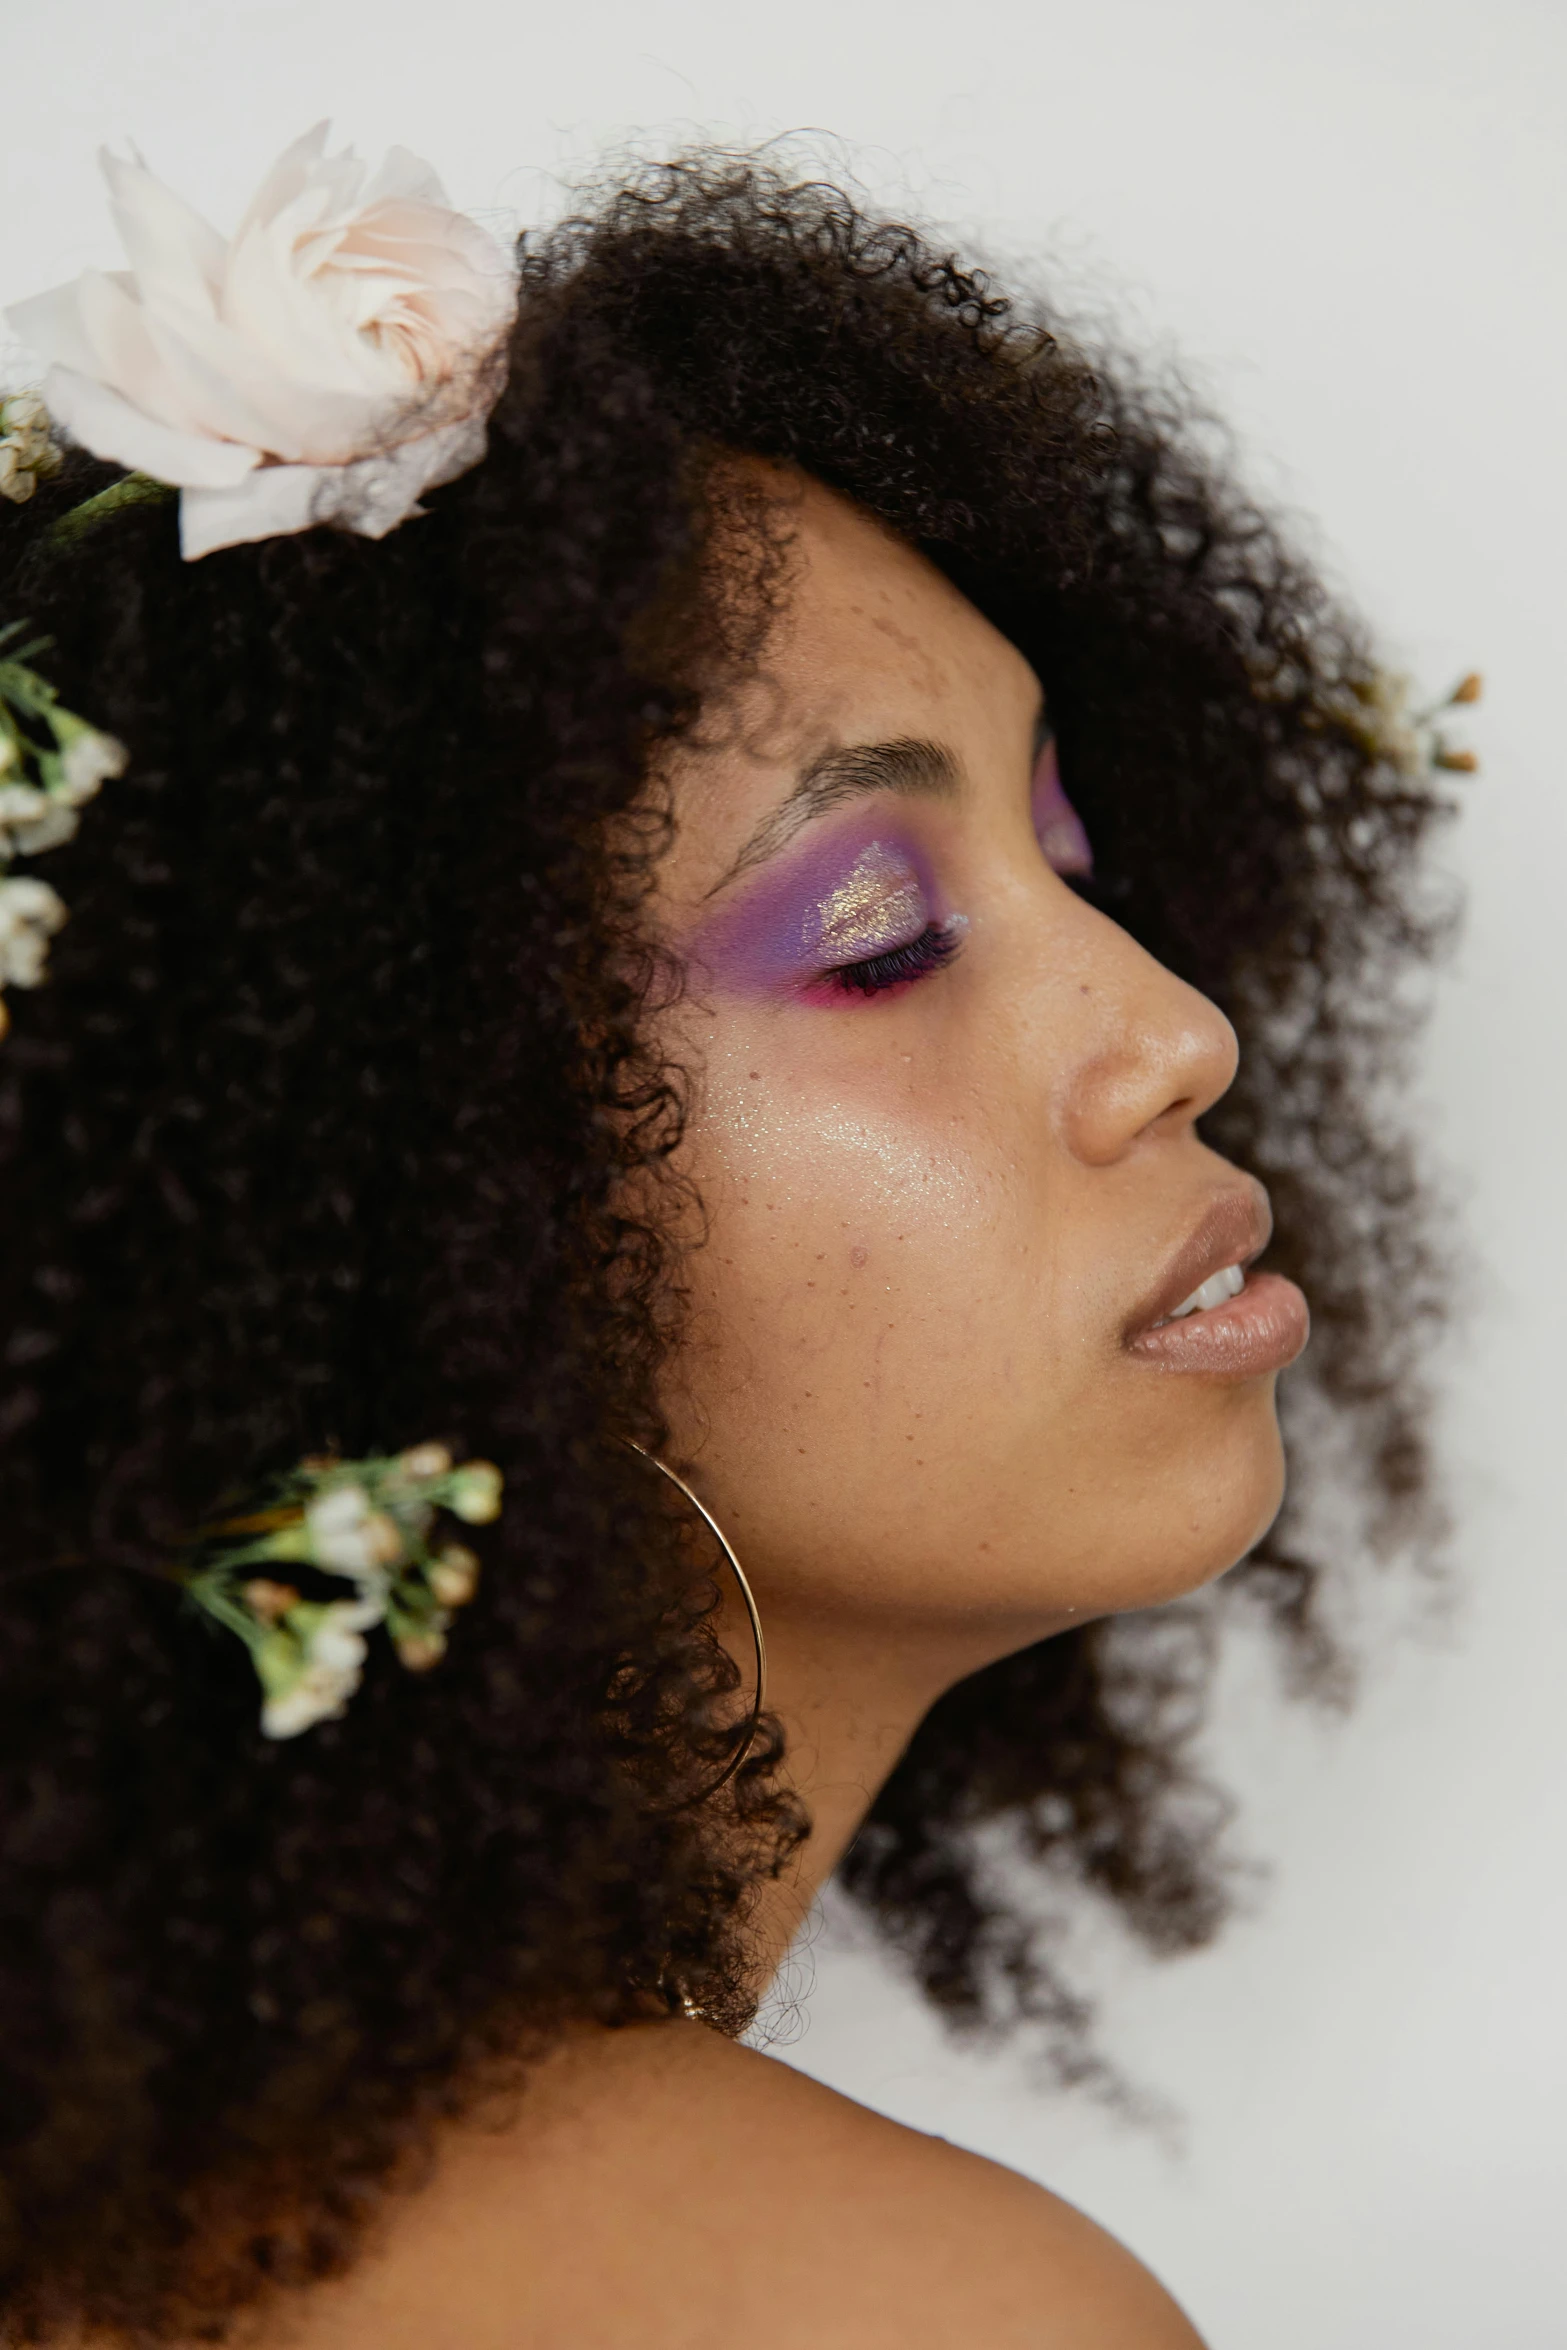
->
[622,2024,1208,2350]
[263,2018,1207,2350]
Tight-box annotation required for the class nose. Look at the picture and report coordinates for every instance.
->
[1053,904,1239,1167]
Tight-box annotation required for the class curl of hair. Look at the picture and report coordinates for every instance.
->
[0,152,1451,2340]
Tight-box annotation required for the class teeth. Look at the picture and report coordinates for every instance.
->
[1168,1262,1246,1320]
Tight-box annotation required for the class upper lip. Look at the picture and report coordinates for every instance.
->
[1123,1182,1274,1340]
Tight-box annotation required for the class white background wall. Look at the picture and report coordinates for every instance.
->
[4,4,1564,2342]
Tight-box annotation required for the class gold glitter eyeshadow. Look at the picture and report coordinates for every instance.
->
[808,842,924,960]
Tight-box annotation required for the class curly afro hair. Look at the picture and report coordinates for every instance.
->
[0,151,1451,2342]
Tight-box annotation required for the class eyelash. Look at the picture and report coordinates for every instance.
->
[824,923,961,997]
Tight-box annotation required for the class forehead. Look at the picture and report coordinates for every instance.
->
[732,467,1032,739]
[660,468,1039,892]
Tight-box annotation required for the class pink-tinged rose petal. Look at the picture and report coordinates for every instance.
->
[99,145,226,321]
[178,410,486,559]
[5,282,104,381]
[147,303,394,463]
[360,145,451,208]
[76,268,203,433]
[224,221,410,410]
[44,364,259,488]
[227,121,337,253]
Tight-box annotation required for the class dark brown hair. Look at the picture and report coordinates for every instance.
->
[0,152,1449,2342]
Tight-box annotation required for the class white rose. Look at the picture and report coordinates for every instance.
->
[7,121,518,562]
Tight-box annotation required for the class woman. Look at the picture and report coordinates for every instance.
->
[0,130,1455,2346]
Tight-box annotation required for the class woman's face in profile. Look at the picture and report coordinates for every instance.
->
[653,468,1308,1668]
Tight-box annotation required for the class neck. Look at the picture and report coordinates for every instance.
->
[720,1591,1072,1989]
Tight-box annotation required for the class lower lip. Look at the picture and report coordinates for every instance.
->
[1124,1271,1310,1377]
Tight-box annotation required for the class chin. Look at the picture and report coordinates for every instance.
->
[1038,1399,1289,1623]
[1144,1411,1289,1610]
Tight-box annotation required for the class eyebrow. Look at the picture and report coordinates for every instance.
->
[704,736,962,900]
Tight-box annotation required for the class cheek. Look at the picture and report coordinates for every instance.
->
[666,1019,1069,1561]
[677,1027,996,1392]
[693,1035,983,1294]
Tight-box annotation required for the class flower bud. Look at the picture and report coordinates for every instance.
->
[448,1459,502,1523]
[399,1441,453,1481]
[242,1578,301,1624]
[427,1543,480,1608]
[395,1629,448,1673]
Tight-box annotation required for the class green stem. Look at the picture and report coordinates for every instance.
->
[44,472,175,555]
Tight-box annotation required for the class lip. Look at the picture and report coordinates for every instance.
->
[1123,1185,1274,1340]
[1122,1183,1310,1379]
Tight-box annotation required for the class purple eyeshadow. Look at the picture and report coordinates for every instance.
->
[1032,737,1093,879]
[685,820,934,996]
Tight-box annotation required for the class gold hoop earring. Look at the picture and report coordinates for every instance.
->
[620,1440,768,1801]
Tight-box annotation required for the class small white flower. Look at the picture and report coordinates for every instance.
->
[8,122,518,561]
[57,723,128,807]
[0,874,67,988]
[1,395,56,460]
[8,804,80,857]
[0,444,34,505]
[0,394,63,500]
[1354,671,1427,776]
[305,1481,406,1576]
[0,785,51,823]
[259,1595,381,1739]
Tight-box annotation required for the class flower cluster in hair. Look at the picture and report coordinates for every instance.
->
[0,612,125,1027]
[1346,668,1482,778]
[183,1444,501,1737]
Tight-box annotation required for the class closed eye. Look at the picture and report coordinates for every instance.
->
[823,922,963,997]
